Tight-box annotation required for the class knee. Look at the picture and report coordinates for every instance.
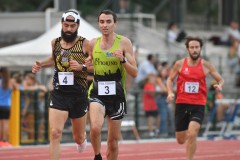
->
[187,131,197,142]
[176,138,186,145]
[50,128,62,140]
[90,125,102,137]
[176,133,187,144]
[107,139,118,151]
[73,132,85,144]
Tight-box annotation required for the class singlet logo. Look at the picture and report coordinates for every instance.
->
[56,49,73,72]
[94,58,117,66]
[183,68,189,75]
[106,52,114,57]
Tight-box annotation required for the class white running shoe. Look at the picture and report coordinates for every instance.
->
[77,139,87,153]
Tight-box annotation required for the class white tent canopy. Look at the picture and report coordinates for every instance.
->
[0,17,101,67]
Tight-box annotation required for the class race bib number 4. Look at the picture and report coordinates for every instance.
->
[58,72,74,85]
[184,82,199,93]
[98,81,116,95]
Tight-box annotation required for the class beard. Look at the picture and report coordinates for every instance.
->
[61,29,78,43]
[189,52,200,61]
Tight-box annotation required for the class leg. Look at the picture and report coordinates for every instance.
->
[132,125,140,140]
[71,114,87,144]
[155,115,160,133]
[0,120,3,141]
[147,116,154,133]
[186,121,201,160]
[49,108,68,160]
[106,117,121,160]
[175,130,188,145]
[2,119,9,141]
[71,114,87,152]
[89,102,105,157]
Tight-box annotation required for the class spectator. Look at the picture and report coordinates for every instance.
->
[0,67,15,147]
[11,72,26,110]
[235,43,240,87]
[118,0,130,13]
[166,22,186,44]
[21,73,47,140]
[207,81,230,126]
[227,40,239,73]
[156,67,174,138]
[221,21,240,46]
[135,54,157,88]
[143,74,160,138]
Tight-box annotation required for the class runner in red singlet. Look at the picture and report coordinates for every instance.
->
[166,36,224,160]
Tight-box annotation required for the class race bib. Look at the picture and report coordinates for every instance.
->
[98,81,116,95]
[184,82,199,93]
[58,72,74,85]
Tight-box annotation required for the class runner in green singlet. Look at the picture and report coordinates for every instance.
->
[86,9,138,160]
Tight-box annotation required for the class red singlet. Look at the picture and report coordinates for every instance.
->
[176,58,207,105]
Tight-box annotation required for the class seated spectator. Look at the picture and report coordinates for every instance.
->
[235,43,240,87]
[142,74,160,138]
[207,81,230,125]
[221,20,240,46]
[166,22,186,44]
[227,40,239,73]
[118,0,130,13]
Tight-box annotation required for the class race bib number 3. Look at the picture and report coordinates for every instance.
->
[184,82,199,93]
[98,81,116,95]
[58,72,74,85]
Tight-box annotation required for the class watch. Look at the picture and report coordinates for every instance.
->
[82,64,87,71]
[120,57,127,63]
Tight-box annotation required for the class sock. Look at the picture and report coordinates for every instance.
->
[94,153,102,160]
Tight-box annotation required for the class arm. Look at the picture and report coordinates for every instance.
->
[156,77,167,93]
[166,60,181,103]
[32,39,55,73]
[114,37,138,78]
[69,39,94,72]
[84,38,96,73]
[204,61,224,91]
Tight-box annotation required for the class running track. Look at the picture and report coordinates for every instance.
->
[0,139,240,160]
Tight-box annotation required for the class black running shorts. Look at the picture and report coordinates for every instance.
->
[49,90,88,118]
[89,96,127,120]
[175,103,205,132]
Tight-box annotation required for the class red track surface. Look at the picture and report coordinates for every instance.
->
[0,139,240,160]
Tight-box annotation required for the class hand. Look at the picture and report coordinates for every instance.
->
[38,85,48,92]
[213,83,222,92]
[166,93,175,103]
[32,61,41,73]
[85,56,92,68]
[113,49,124,61]
[69,60,81,71]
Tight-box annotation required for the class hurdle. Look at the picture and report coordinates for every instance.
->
[223,99,240,138]
[202,99,238,138]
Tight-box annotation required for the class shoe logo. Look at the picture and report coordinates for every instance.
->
[50,100,53,106]
[84,108,88,113]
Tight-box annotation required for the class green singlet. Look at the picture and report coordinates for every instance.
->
[89,35,127,97]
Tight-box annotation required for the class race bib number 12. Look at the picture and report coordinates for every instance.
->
[58,72,74,85]
[184,82,199,93]
[98,81,116,95]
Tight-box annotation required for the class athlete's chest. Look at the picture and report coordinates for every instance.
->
[180,65,205,80]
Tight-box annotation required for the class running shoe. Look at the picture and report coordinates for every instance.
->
[77,139,87,153]
[0,141,12,147]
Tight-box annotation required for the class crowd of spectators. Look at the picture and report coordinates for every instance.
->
[0,68,48,147]
[135,54,175,138]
